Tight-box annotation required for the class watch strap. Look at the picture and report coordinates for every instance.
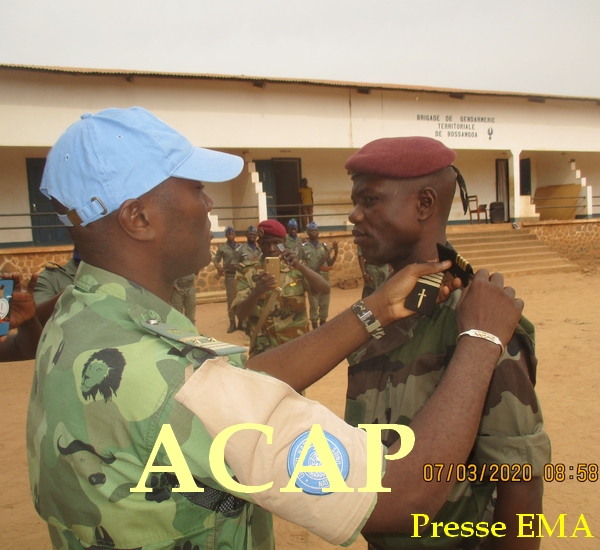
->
[351,300,385,340]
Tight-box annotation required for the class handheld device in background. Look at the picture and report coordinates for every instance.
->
[0,279,15,336]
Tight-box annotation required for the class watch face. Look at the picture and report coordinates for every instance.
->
[0,298,8,320]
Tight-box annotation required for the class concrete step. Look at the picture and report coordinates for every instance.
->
[448,227,580,276]
[471,258,579,276]
[456,243,555,256]
[449,233,538,246]
[457,248,563,261]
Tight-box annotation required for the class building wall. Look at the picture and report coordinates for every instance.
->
[2,68,600,245]
[3,70,600,151]
[0,146,50,244]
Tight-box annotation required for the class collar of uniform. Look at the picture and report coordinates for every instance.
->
[73,261,195,333]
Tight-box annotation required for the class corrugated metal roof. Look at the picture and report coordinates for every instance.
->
[2,63,599,103]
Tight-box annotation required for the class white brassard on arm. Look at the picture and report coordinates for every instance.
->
[175,357,382,546]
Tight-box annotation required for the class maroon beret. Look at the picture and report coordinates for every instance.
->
[257,219,287,239]
[345,137,456,179]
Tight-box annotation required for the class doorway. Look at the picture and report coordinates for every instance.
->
[254,158,302,226]
[26,158,72,246]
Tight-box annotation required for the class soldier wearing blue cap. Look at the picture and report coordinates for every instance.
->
[284,218,305,261]
[303,221,338,328]
[28,109,528,550]
[233,225,262,267]
[213,226,242,332]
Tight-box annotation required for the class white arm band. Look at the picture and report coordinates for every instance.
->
[175,357,381,545]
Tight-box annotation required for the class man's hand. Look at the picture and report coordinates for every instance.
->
[280,250,299,269]
[456,269,524,348]
[362,271,374,286]
[216,265,225,277]
[2,272,38,330]
[253,272,277,294]
[366,261,452,324]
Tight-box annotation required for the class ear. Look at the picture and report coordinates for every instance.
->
[417,187,437,220]
[116,198,156,242]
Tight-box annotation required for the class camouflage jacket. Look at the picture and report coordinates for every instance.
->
[27,262,273,550]
[346,289,551,549]
[214,241,242,275]
[232,261,309,357]
[34,257,80,304]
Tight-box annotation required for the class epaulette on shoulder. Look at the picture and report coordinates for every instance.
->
[44,262,61,270]
[128,305,247,356]
[143,319,247,356]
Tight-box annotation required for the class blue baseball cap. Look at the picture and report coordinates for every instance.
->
[41,107,244,226]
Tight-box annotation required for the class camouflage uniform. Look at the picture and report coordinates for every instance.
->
[345,289,551,549]
[233,243,262,267]
[231,261,309,357]
[34,257,80,304]
[27,262,273,550]
[213,241,242,325]
[303,241,331,325]
[170,273,197,324]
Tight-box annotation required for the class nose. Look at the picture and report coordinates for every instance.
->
[348,204,363,224]
[203,191,214,213]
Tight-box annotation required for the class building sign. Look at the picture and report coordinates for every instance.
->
[416,114,496,140]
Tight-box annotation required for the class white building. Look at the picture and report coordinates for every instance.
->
[1,64,599,247]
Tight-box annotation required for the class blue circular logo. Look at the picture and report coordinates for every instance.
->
[287,430,350,495]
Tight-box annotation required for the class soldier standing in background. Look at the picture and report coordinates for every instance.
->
[170,272,198,325]
[284,218,305,260]
[357,245,389,298]
[213,226,242,333]
[232,219,329,357]
[233,225,261,266]
[34,249,81,304]
[303,221,338,329]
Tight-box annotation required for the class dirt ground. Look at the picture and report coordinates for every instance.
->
[1,265,599,549]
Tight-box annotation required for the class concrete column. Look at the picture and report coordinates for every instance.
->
[509,149,522,221]
[586,184,593,218]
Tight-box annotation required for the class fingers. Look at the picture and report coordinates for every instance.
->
[406,260,452,278]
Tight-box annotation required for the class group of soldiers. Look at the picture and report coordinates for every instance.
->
[212,218,340,355]
[171,218,389,355]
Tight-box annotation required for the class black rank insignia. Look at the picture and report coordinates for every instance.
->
[436,243,474,287]
[405,272,444,317]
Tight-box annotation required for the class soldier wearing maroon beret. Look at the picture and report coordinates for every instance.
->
[232,219,330,357]
[344,137,549,549]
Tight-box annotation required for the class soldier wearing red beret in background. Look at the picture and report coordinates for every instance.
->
[344,137,550,550]
[233,219,330,357]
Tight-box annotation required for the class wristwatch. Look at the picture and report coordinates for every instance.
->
[351,300,385,340]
